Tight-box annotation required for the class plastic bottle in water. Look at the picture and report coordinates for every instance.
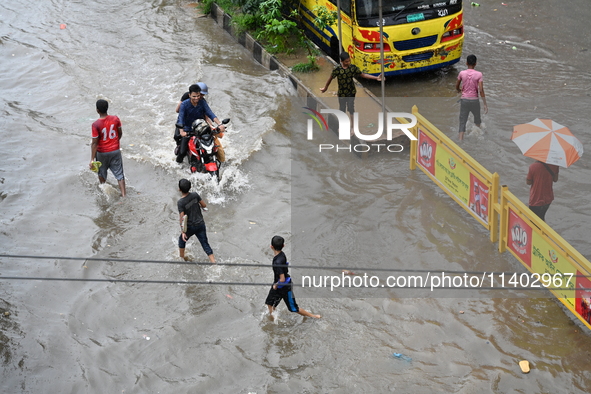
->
[392,353,412,362]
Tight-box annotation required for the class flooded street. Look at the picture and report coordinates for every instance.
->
[1,0,591,392]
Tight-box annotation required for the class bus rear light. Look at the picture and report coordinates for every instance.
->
[441,27,463,43]
[354,38,391,52]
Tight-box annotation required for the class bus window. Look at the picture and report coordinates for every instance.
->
[298,0,464,76]
[357,0,374,19]
[357,0,463,26]
[328,0,352,16]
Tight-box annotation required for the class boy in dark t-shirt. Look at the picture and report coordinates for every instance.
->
[320,52,383,116]
[177,178,216,263]
[265,235,321,320]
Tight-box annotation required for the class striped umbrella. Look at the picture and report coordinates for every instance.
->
[512,118,584,168]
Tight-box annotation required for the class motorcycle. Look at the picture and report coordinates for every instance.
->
[175,118,230,181]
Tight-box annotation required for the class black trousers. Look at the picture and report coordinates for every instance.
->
[529,204,550,222]
[176,136,190,163]
[174,127,182,145]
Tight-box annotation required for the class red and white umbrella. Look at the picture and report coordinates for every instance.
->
[512,118,584,168]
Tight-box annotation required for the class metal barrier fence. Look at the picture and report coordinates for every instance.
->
[409,105,591,330]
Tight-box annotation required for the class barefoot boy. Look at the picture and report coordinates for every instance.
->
[455,54,488,141]
[265,235,321,320]
[177,179,216,263]
[320,52,383,116]
[90,99,126,197]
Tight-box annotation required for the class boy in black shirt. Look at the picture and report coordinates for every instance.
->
[319,52,383,116]
[265,235,321,320]
[177,178,216,263]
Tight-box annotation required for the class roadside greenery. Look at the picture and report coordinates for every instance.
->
[257,0,298,53]
[198,0,336,73]
[312,4,337,31]
[200,0,237,16]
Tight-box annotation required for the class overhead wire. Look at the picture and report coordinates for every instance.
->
[0,254,589,289]
[0,253,571,275]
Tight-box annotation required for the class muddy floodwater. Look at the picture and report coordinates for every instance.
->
[1,0,591,392]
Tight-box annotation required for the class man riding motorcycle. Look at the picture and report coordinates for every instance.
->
[175,82,225,163]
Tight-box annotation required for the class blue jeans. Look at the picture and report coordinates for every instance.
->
[178,222,213,255]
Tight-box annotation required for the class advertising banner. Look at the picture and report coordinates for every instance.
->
[531,231,576,306]
[469,173,489,224]
[507,208,533,267]
[415,127,491,226]
[434,143,470,206]
[575,273,591,326]
[417,128,436,176]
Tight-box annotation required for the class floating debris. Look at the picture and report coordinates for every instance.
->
[392,353,412,362]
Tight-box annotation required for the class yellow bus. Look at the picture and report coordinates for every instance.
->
[298,0,464,76]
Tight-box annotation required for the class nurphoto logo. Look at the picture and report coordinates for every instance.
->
[304,107,417,153]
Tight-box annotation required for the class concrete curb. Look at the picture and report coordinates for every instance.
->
[210,4,316,97]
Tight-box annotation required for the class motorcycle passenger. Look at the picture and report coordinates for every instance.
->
[176,84,226,164]
[196,82,226,163]
[175,82,208,114]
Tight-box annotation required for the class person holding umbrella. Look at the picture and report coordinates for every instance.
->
[526,160,559,222]
[513,118,584,222]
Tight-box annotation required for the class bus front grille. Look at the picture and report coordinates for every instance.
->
[393,35,438,51]
[402,52,434,62]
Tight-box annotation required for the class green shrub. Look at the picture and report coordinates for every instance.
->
[199,0,239,15]
[242,0,264,14]
[256,0,298,53]
[199,0,215,14]
[232,12,262,35]
[292,56,321,73]
[205,0,322,72]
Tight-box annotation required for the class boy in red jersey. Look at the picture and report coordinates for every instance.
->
[90,99,126,197]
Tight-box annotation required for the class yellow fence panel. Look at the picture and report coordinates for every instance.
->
[409,105,499,241]
[499,186,591,330]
